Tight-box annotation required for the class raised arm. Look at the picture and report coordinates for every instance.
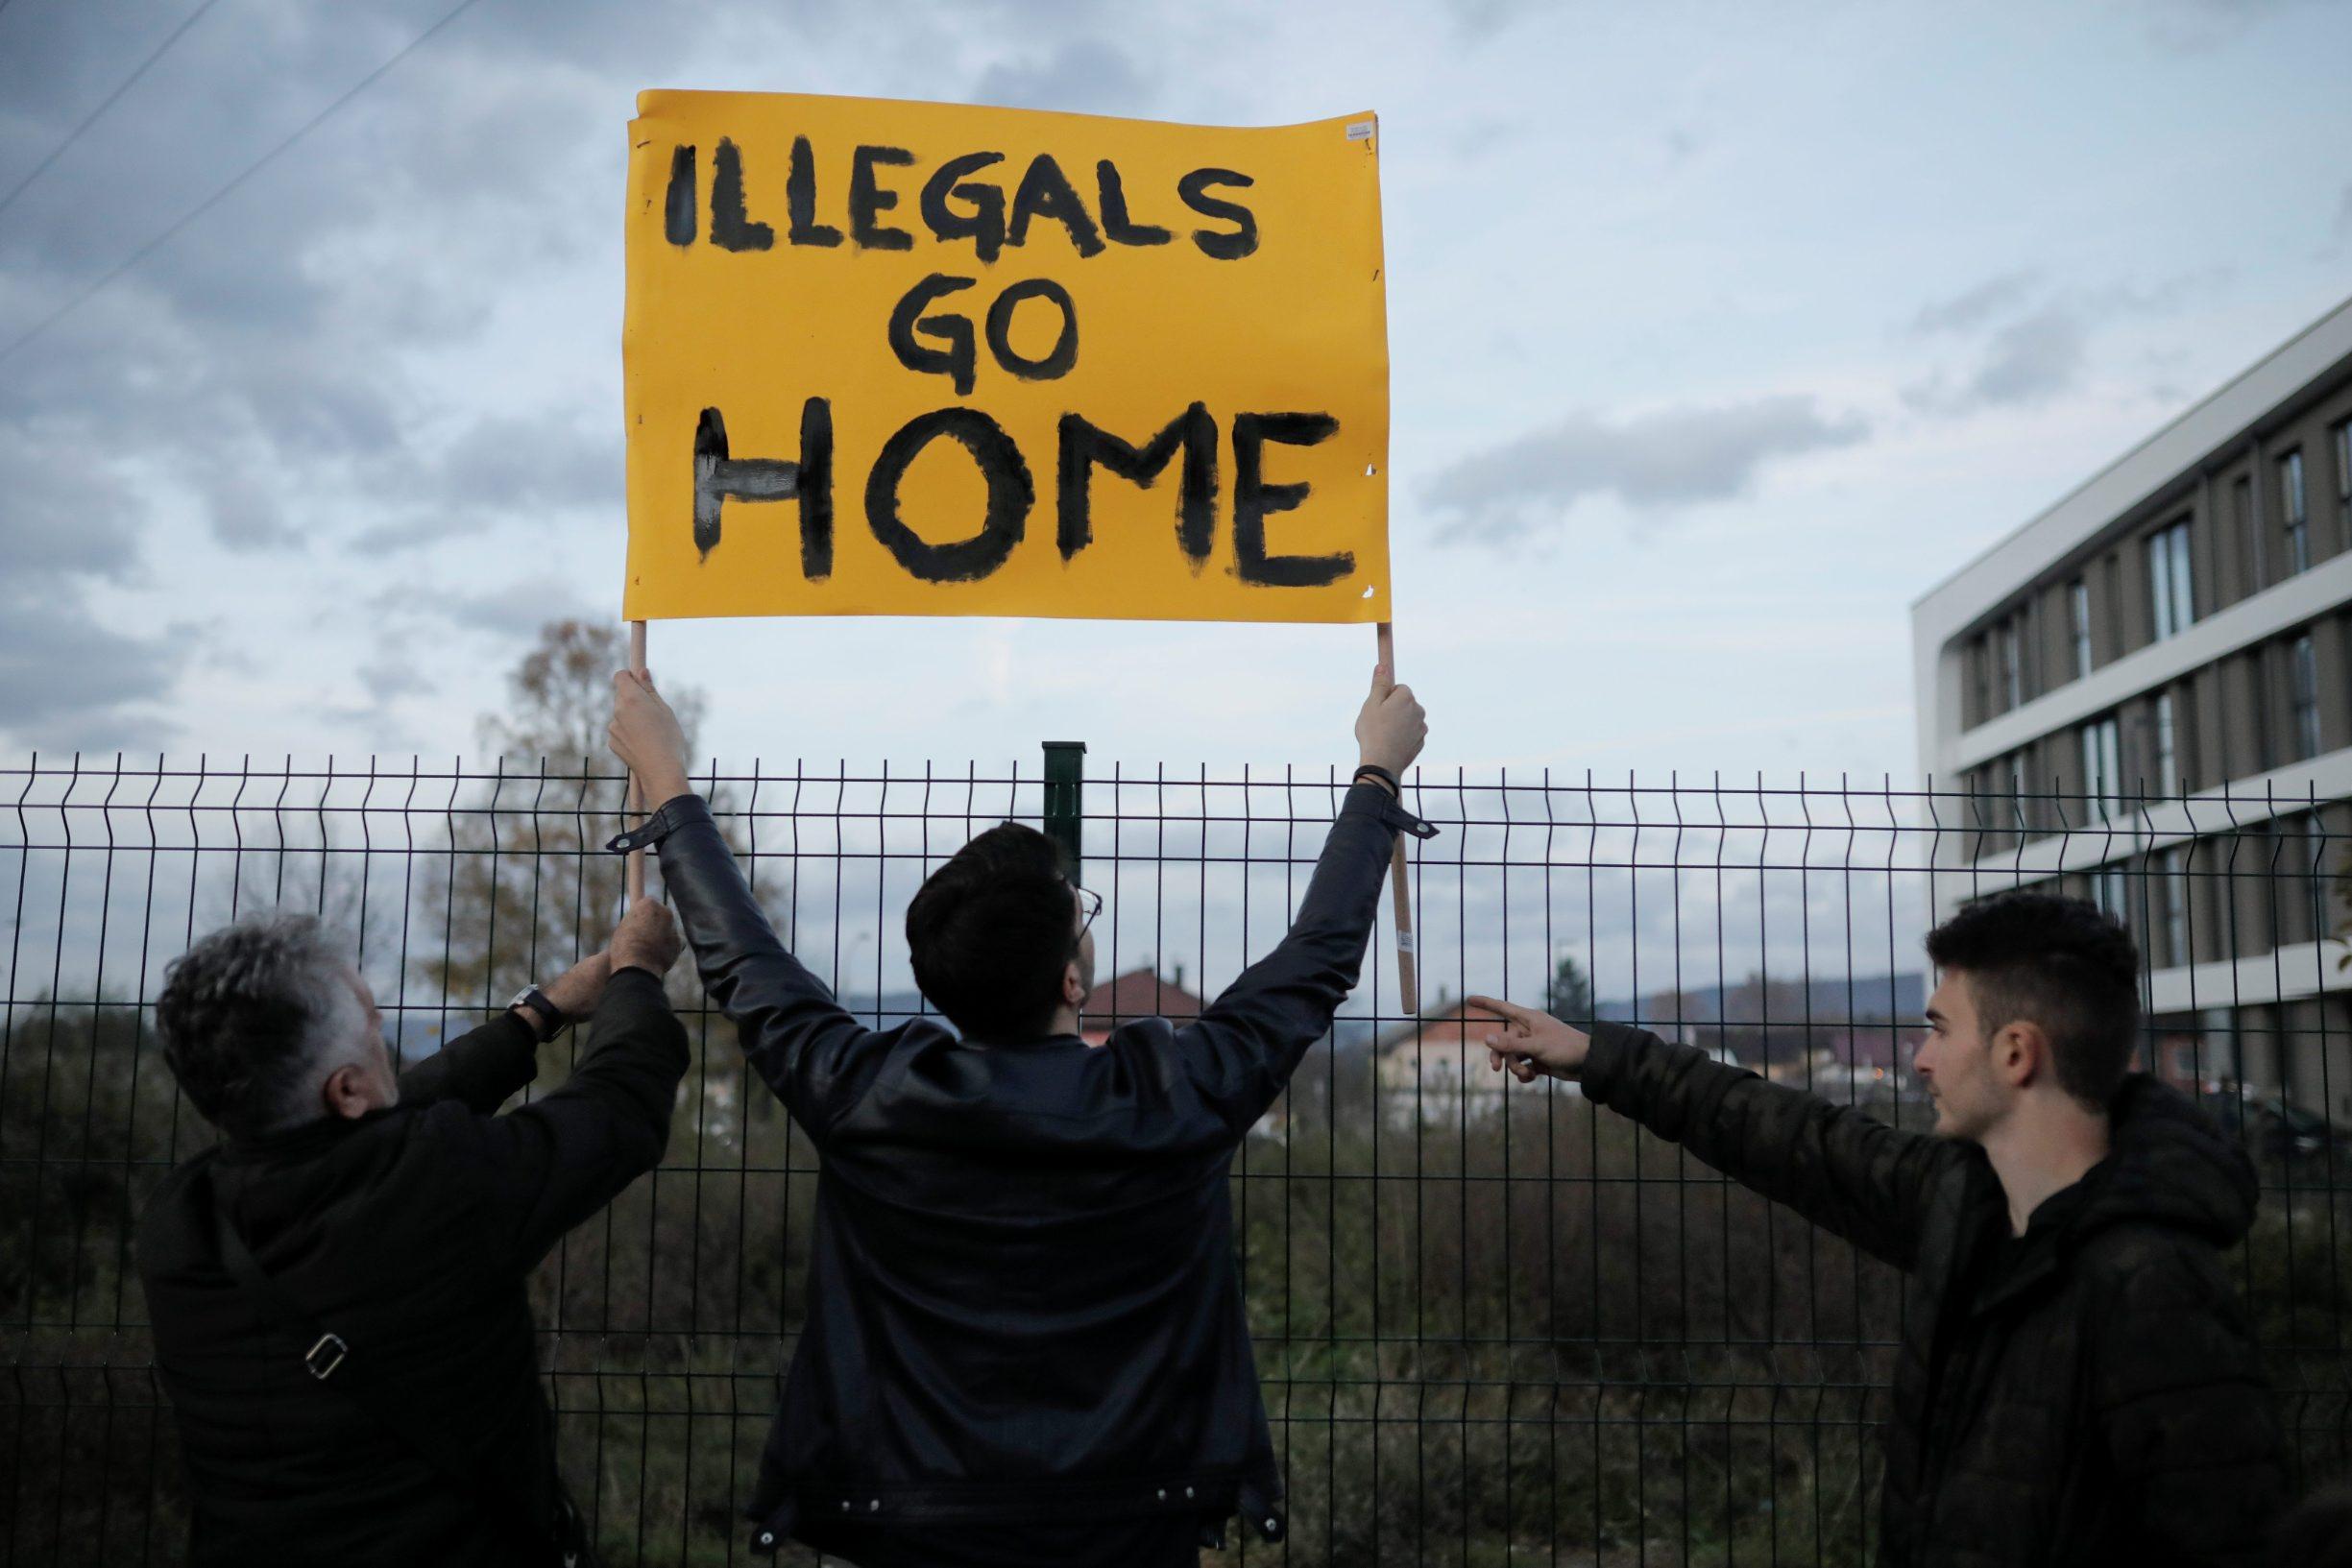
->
[1471,1002,1964,1271]
[466,898,693,1268]
[605,669,888,1134]
[1177,663,1432,1132]
[394,952,612,1112]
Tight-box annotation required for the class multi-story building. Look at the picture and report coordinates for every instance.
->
[1911,296,2352,1120]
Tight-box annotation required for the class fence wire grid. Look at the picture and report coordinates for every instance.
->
[3,754,2348,1567]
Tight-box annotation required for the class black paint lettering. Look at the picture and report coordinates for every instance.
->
[887,274,981,396]
[850,145,916,251]
[1056,403,1217,562]
[983,278,1079,383]
[864,409,1033,583]
[664,145,696,246]
[692,400,835,580]
[1232,412,1348,587]
[711,138,773,252]
[787,135,842,247]
[1007,154,1105,257]
[1178,168,1258,260]
[920,151,1007,263]
[1095,159,1171,247]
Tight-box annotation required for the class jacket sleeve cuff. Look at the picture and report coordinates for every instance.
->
[1341,780,1439,839]
[1580,1020,1654,1103]
[606,792,714,855]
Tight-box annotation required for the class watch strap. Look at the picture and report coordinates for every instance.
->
[511,986,567,1043]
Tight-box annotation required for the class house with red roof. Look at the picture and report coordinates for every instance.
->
[1079,967,1207,1046]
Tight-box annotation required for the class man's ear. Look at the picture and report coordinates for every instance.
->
[322,1062,374,1121]
[1062,959,1086,1010]
[1994,1020,2047,1089]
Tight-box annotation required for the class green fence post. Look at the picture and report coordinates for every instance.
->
[1042,741,1086,882]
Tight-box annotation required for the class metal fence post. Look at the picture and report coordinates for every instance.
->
[1042,740,1086,881]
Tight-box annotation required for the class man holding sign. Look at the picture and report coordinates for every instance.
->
[612,89,1414,1560]
[607,664,1427,1562]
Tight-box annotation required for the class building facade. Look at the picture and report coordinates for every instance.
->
[1911,296,2352,1120]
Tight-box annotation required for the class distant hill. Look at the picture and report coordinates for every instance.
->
[1595,971,1924,1027]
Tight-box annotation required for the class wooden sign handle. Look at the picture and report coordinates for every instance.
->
[1376,621,1418,1016]
[625,619,649,904]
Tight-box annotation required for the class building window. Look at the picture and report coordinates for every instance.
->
[1997,617,2022,711]
[2233,474,2257,592]
[2281,449,2309,576]
[2148,519,2194,640]
[1999,749,2028,837]
[2158,845,2190,968]
[2266,810,2323,946]
[2153,689,2177,796]
[2335,419,2351,547]
[2291,632,2320,761]
[2081,713,2122,821]
[2092,863,2128,924]
[1970,635,1990,725]
[2068,578,2092,678]
[2252,649,2275,773]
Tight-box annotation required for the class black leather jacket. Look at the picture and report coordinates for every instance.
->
[632,782,1432,1556]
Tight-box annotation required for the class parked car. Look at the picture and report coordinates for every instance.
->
[2196,1083,2351,1168]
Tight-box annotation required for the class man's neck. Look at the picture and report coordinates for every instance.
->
[1978,1096,2111,1237]
[1050,1004,1082,1039]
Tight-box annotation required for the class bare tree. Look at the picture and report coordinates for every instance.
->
[421,620,712,1009]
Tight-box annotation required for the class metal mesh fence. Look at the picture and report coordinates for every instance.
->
[3,754,2346,1565]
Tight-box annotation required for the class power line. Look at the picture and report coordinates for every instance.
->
[0,0,230,227]
[0,0,490,373]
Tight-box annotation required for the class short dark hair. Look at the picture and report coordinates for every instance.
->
[156,913,360,1140]
[1924,891,2140,1107]
[904,823,1076,1040]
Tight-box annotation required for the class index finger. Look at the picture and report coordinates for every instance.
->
[1464,994,1538,1027]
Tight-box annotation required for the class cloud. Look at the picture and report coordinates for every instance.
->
[0,4,695,592]
[1910,270,2044,335]
[1901,267,2228,416]
[1437,0,1545,39]
[1424,395,1870,544]
[2140,0,2319,53]
[0,591,174,746]
[1903,303,2089,415]
[348,413,620,556]
[0,420,176,741]
[969,39,1152,116]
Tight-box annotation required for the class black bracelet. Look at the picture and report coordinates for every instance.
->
[1353,763,1401,794]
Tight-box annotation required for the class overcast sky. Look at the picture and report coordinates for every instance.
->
[2,0,2348,787]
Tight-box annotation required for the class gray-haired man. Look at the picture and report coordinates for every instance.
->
[136,899,687,1567]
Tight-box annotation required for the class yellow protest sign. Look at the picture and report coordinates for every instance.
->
[622,91,1388,623]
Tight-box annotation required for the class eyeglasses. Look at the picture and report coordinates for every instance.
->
[1073,884,1103,941]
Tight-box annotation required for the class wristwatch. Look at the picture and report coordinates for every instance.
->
[506,985,568,1044]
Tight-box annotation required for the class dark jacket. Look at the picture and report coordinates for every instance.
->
[635,783,1430,1556]
[136,969,689,1567]
[1580,1021,2287,1568]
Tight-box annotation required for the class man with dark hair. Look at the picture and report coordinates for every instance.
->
[606,663,1429,1565]
[1470,889,2285,1566]
[904,820,1095,1038]
[137,899,688,1566]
